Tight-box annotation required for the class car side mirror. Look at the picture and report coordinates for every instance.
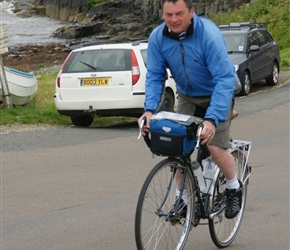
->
[249,45,260,51]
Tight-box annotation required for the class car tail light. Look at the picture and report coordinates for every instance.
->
[57,75,61,88]
[131,50,140,86]
[56,52,73,88]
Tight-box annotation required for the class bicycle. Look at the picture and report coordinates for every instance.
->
[135,111,251,249]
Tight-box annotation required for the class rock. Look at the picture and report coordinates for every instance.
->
[34,6,46,15]
[2,44,71,72]
[10,0,249,44]
[52,23,103,39]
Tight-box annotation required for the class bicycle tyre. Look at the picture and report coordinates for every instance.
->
[208,150,248,248]
[135,158,195,250]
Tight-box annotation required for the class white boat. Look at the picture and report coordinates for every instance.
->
[0,67,38,105]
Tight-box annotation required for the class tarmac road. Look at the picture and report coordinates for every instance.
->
[1,72,289,249]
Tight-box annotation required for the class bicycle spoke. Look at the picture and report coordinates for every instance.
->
[208,149,248,247]
[135,159,195,250]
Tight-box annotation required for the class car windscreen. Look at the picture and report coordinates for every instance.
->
[223,34,245,53]
[62,49,132,73]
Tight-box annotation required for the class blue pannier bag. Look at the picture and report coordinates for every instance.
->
[147,112,201,157]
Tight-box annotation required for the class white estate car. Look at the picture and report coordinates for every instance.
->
[54,41,177,127]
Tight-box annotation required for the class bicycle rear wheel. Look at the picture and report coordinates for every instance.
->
[208,150,248,248]
[135,158,195,250]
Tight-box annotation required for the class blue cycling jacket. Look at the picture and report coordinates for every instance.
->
[144,14,236,127]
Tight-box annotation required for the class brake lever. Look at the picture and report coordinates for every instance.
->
[195,124,203,149]
[138,116,146,139]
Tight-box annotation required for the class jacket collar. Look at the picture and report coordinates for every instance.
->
[163,18,194,40]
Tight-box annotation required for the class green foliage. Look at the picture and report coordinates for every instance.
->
[210,0,290,50]
[86,0,106,10]
[280,47,290,71]
[210,0,290,70]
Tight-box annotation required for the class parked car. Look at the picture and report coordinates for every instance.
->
[54,41,177,127]
[219,22,280,95]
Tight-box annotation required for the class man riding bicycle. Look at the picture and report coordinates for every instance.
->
[138,0,242,219]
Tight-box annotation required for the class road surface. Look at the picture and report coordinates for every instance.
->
[1,72,289,249]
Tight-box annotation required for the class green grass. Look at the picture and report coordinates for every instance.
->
[86,0,106,10]
[280,47,290,70]
[1,0,289,126]
[0,70,69,125]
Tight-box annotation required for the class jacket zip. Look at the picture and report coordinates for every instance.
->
[180,41,193,92]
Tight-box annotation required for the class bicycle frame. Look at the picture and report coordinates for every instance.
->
[208,139,252,220]
[156,157,195,220]
[228,139,252,186]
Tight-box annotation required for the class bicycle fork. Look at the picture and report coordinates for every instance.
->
[156,163,188,223]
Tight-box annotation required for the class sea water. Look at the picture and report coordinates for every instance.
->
[0,0,68,46]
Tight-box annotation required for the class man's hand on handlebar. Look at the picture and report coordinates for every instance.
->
[200,120,216,145]
[138,111,152,137]
[138,112,216,145]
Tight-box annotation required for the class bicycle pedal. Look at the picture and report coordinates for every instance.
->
[170,218,183,225]
[192,216,200,227]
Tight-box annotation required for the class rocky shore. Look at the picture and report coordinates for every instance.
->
[2,43,71,72]
[3,0,252,72]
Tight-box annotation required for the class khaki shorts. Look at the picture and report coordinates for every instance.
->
[176,91,233,149]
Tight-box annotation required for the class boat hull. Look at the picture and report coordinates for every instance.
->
[0,67,38,105]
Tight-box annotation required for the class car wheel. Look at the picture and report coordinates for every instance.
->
[239,71,251,96]
[71,116,94,127]
[266,62,279,86]
[157,91,175,112]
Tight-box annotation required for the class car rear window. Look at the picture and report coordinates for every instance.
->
[223,34,245,52]
[63,49,132,73]
[140,49,147,66]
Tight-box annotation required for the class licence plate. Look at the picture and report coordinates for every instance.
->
[80,78,109,86]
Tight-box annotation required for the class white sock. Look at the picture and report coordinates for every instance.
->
[226,175,240,190]
[176,189,188,204]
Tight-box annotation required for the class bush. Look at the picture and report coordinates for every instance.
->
[211,0,289,48]
[86,0,106,10]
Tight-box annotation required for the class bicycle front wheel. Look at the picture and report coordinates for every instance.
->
[135,158,195,250]
[209,150,248,248]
